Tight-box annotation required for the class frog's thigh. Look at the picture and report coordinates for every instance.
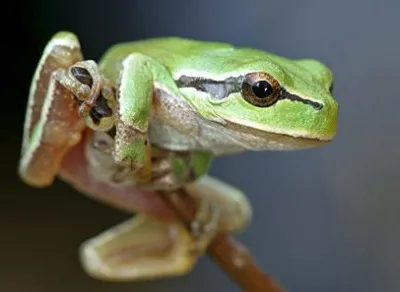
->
[19,33,84,187]
[80,214,198,281]
[185,175,252,232]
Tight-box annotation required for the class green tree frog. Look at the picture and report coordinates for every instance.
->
[18,31,338,282]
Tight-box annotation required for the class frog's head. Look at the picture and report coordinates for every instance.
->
[182,52,339,151]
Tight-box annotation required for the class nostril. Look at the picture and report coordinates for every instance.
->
[329,82,334,94]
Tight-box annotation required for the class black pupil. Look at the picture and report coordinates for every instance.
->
[252,80,273,98]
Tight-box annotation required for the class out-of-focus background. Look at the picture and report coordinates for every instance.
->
[4,1,399,291]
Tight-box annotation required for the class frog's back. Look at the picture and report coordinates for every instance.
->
[99,37,234,81]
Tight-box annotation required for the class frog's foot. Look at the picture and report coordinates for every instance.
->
[189,198,220,254]
[185,175,252,233]
[80,214,199,281]
[141,148,197,191]
[174,174,253,255]
[110,166,132,183]
[61,60,116,132]
[24,31,115,138]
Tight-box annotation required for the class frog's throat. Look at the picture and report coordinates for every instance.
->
[221,121,329,151]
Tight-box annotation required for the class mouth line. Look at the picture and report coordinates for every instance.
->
[277,131,332,142]
[224,121,331,150]
[226,120,332,141]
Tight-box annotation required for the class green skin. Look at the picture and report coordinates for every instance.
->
[100,37,337,163]
[18,31,339,282]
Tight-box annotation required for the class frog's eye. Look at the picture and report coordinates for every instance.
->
[241,72,281,107]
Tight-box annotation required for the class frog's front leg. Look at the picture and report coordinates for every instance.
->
[111,53,160,183]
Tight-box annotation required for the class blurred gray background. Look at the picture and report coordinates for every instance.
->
[3,0,399,291]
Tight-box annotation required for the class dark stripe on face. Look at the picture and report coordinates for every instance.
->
[176,75,323,110]
[279,89,323,110]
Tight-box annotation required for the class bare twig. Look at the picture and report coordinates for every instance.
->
[159,189,283,292]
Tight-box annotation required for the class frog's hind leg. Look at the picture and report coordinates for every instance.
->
[134,151,251,256]
[80,214,199,281]
[19,31,85,187]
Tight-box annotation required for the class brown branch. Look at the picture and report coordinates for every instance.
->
[158,189,284,292]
